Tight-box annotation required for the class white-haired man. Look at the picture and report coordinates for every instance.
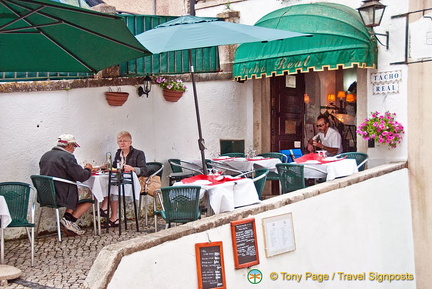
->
[39,134,93,236]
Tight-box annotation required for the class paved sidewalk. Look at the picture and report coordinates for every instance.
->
[2,219,163,289]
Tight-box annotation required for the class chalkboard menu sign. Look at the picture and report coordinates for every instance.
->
[195,242,226,289]
[230,218,259,269]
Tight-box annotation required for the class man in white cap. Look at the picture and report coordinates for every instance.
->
[39,134,93,236]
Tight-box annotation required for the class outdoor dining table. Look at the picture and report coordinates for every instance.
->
[173,174,259,214]
[0,195,12,264]
[295,153,359,181]
[81,171,141,202]
[212,156,282,173]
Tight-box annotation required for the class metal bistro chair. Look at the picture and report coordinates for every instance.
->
[0,182,35,266]
[209,160,244,176]
[107,170,139,235]
[153,186,201,232]
[168,159,198,185]
[30,175,100,242]
[258,152,288,181]
[335,152,369,171]
[139,162,164,226]
[303,165,328,185]
[276,163,306,194]
[258,152,288,163]
[252,169,269,200]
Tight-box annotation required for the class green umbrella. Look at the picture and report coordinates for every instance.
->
[0,0,150,72]
[136,15,310,173]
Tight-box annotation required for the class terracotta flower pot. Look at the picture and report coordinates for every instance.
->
[105,91,129,106]
[163,89,184,102]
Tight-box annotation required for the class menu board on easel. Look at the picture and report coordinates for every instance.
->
[195,242,226,289]
[230,218,259,269]
[262,213,296,257]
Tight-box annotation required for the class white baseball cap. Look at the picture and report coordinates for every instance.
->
[57,134,80,147]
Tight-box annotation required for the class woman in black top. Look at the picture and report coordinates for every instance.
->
[101,131,146,227]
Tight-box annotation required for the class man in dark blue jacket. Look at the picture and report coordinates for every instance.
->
[39,134,93,236]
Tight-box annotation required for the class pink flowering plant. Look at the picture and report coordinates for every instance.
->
[155,77,187,92]
[356,111,405,149]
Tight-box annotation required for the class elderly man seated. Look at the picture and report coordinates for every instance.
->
[307,114,342,157]
[39,134,93,236]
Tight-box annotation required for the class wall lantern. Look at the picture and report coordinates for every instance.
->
[357,0,389,49]
[327,93,336,104]
[137,74,152,97]
[346,93,356,103]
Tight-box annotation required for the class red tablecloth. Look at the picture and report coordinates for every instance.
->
[212,157,236,161]
[181,174,243,186]
[295,153,346,164]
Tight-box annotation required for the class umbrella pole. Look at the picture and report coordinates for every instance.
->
[189,49,208,175]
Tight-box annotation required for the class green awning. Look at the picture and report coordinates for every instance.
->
[233,3,378,80]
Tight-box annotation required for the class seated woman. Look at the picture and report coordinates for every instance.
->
[101,131,147,227]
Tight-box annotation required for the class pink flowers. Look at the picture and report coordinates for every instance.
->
[356,111,405,149]
[155,77,187,92]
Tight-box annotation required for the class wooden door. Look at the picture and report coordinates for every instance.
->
[270,74,305,152]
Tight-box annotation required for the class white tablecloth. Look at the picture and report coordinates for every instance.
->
[300,159,358,181]
[173,176,259,214]
[211,157,282,173]
[0,196,11,228]
[82,172,141,202]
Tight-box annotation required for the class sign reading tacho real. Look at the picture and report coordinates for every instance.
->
[371,70,402,95]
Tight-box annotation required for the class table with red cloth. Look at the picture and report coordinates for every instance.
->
[173,174,259,214]
[210,156,282,173]
[294,153,359,181]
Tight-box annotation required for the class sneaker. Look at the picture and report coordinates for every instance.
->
[60,217,85,235]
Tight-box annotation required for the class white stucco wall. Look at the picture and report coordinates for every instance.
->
[364,0,409,167]
[0,80,252,185]
[107,168,415,289]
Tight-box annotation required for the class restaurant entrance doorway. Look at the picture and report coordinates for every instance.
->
[269,74,305,195]
[270,74,305,152]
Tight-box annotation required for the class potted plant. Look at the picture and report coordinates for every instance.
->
[155,77,187,102]
[356,111,405,149]
[105,87,129,106]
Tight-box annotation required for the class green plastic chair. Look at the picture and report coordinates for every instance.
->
[257,152,288,181]
[221,152,245,157]
[30,175,100,241]
[258,152,288,163]
[0,182,35,266]
[336,152,368,171]
[139,162,164,226]
[154,186,201,232]
[168,158,183,173]
[168,159,196,185]
[276,163,306,194]
[252,169,269,200]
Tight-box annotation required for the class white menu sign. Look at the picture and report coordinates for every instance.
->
[262,213,296,257]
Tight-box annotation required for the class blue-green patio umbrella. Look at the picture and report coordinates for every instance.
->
[136,15,310,173]
[0,0,151,73]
